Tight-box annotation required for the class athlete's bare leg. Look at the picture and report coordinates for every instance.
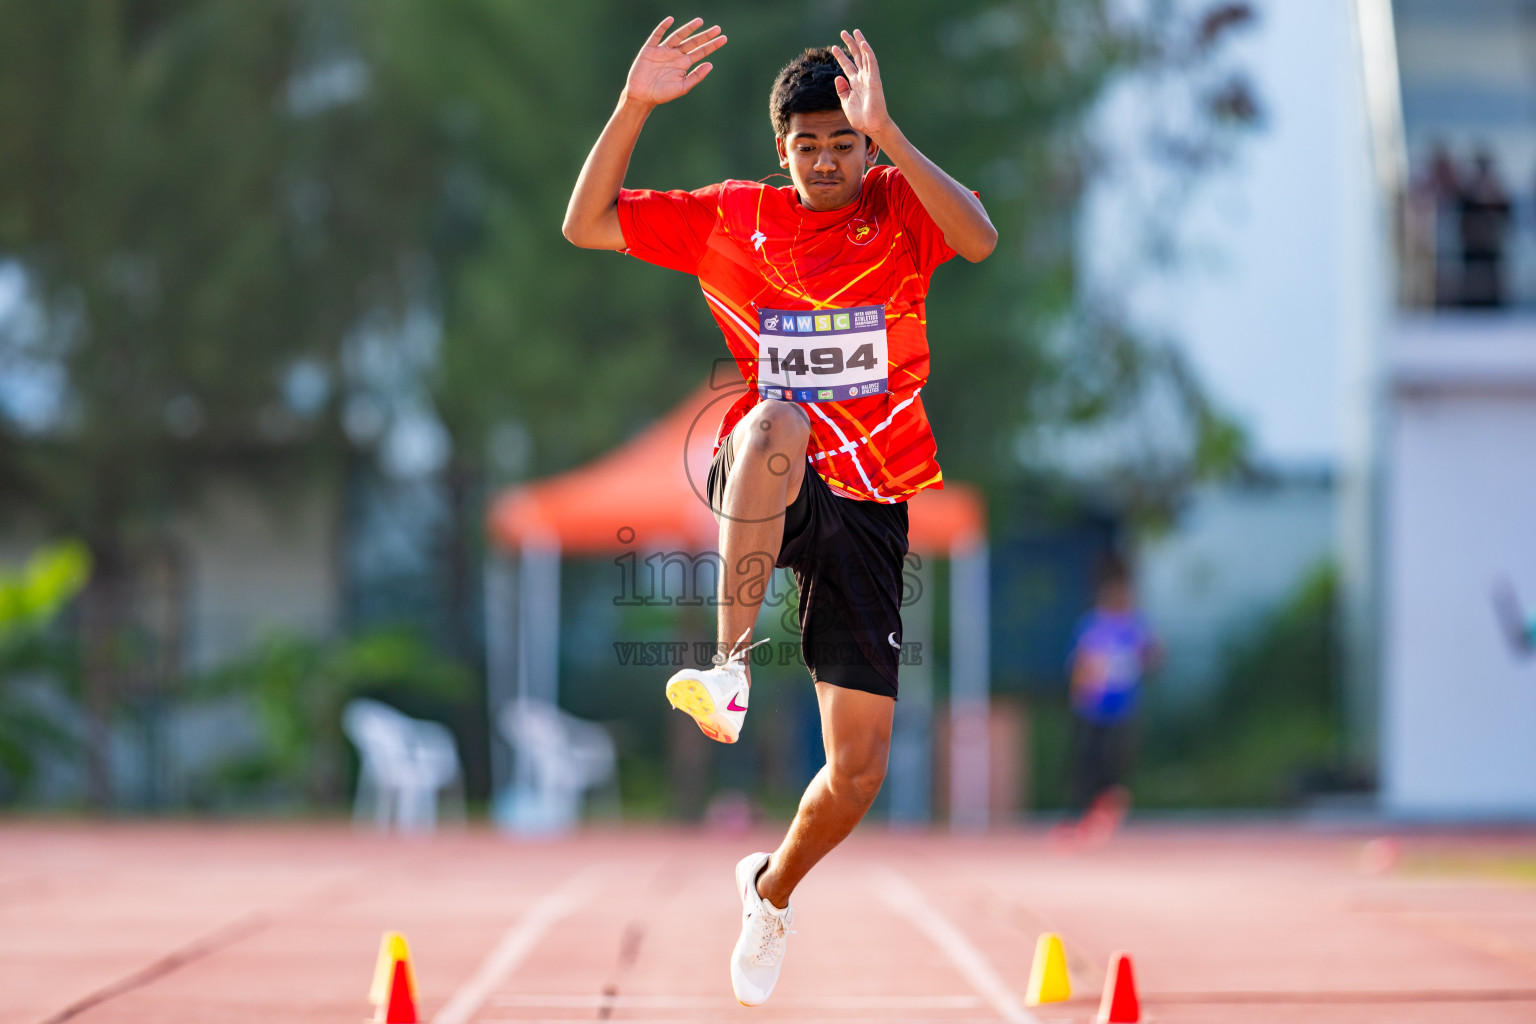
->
[716,400,810,650]
[756,682,893,908]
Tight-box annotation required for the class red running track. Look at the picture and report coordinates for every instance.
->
[4,822,1536,1023]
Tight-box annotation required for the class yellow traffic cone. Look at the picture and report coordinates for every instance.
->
[1025,932,1071,1005]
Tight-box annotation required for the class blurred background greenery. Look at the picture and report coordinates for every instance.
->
[0,0,1355,820]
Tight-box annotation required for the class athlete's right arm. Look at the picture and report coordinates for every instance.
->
[561,17,726,250]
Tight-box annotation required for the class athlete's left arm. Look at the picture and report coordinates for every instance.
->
[831,29,997,263]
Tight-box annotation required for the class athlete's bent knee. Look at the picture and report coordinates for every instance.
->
[830,758,887,810]
[740,400,810,457]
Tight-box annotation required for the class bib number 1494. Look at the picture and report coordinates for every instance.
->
[756,304,889,403]
[763,342,878,377]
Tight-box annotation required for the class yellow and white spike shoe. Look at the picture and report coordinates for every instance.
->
[664,628,768,744]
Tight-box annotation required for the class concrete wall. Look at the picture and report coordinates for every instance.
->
[176,480,340,669]
[1,479,338,670]
[1383,316,1536,816]
[0,480,340,805]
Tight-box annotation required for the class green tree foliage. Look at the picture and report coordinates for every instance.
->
[0,0,438,515]
[0,0,1258,539]
[0,1,443,799]
[1136,564,1345,807]
[372,0,751,471]
[197,628,472,805]
[0,542,91,795]
[0,542,90,637]
[387,1,1258,490]
[0,0,1255,804]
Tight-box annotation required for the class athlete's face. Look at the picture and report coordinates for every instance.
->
[776,110,879,212]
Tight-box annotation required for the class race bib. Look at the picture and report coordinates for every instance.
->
[756,305,888,403]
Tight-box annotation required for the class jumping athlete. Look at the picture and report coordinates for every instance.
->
[563,17,995,1006]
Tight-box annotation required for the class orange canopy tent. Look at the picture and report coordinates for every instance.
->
[487,383,986,555]
[483,383,993,829]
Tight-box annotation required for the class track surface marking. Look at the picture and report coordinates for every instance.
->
[872,866,1041,1024]
[4,824,1536,1023]
[432,865,606,1024]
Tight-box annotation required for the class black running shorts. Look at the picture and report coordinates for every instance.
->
[707,440,908,699]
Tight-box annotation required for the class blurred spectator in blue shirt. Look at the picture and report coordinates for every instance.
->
[1064,555,1159,838]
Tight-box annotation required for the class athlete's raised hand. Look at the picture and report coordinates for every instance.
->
[830,29,892,138]
[624,17,727,107]
[828,28,996,262]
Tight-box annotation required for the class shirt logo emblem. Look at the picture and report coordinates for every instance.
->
[848,216,878,245]
[751,230,767,251]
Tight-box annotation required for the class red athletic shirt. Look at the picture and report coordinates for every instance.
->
[616,165,959,503]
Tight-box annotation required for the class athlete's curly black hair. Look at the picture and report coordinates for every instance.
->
[769,48,860,139]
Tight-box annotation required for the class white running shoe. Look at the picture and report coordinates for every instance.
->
[730,851,793,1006]
[664,628,768,744]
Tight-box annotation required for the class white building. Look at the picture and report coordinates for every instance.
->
[1081,0,1379,701]
[1085,0,1536,817]
[1375,0,1536,818]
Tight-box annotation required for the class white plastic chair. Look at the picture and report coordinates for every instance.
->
[342,698,466,833]
[496,699,617,834]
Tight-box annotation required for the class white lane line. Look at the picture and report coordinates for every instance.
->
[493,993,984,1009]
[871,866,1043,1024]
[431,865,606,1024]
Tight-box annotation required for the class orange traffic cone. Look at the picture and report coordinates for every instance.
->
[370,931,419,1023]
[1096,951,1140,1023]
